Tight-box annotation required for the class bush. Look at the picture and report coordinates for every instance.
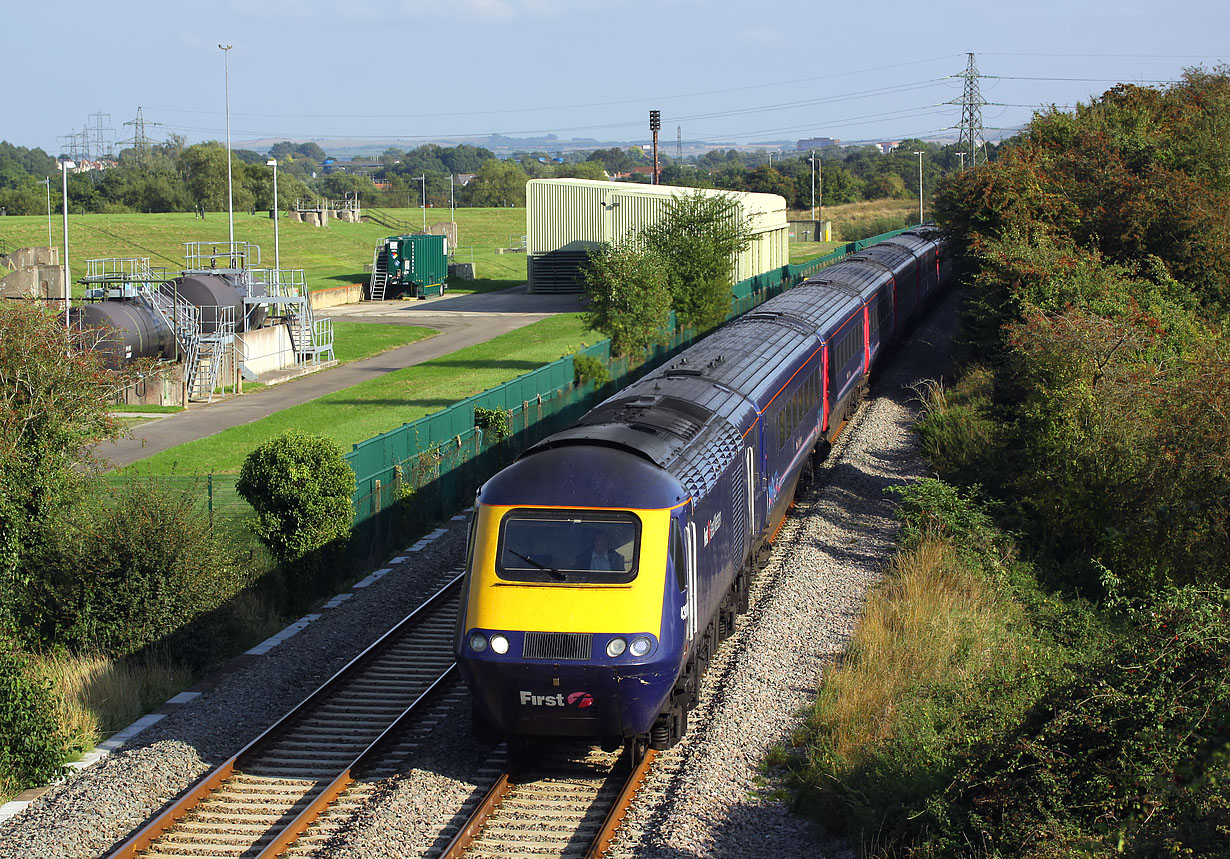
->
[34,479,250,658]
[0,637,69,798]
[237,431,356,593]
[571,351,609,387]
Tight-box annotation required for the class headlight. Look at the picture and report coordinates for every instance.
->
[490,634,510,655]
[468,632,488,652]
[629,636,652,657]
[606,637,627,658]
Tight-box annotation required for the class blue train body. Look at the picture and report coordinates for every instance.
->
[456,228,952,749]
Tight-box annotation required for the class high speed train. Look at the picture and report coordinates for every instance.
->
[455,227,952,752]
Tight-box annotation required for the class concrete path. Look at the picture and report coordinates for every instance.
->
[97,286,584,469]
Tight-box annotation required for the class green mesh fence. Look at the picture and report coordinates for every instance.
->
[97,473,260,553]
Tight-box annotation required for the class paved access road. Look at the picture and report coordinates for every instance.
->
[97,286,584,469]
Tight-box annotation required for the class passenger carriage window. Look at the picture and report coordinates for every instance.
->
[496,509,640,584]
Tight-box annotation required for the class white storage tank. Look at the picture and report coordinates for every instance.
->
[526,178,788,293]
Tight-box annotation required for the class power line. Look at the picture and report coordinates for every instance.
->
[150,79,951,146]
[141,54,966,123]
[982,74,1177,83]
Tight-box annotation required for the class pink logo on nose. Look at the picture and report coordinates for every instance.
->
[567,692,594,708]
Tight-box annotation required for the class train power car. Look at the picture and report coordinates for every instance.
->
[455,228,952,753]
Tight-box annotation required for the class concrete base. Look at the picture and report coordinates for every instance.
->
[0,246,64,299]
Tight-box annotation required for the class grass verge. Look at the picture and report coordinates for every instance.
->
[37,652,193,748]
[328,321,438,364]
[120,313,593,475]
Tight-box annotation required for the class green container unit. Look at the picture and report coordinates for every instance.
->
[384,234,448,298]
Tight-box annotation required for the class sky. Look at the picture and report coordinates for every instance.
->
[6,0,1228,156]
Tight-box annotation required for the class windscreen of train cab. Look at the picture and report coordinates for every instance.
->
[496,509,640,584]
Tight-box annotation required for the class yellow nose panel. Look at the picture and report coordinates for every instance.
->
[465,504,674,636]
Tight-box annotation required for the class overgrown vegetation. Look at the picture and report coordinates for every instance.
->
[780,67,1230,857]
[571,351,609,387]
[0,637,70,798]
[473,407,510,443]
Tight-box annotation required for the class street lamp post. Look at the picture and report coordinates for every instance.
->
[219,43,234,252]
[61,160,72,332]
[40,177,51,247]
[415,175,426,232]
[266,158,280,275]
[809,150,816,222]
[913,150,925,224]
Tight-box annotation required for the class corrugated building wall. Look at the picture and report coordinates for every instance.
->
[526,179,788,292]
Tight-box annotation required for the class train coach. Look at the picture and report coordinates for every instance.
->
[455,227,952,753]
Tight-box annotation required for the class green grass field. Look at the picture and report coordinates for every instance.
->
[328,321,438,364]
[119,313,594,476]
[0,208,528,296]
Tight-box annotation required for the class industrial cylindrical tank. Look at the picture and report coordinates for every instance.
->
[74,300,176,367]
[166,273,267,332]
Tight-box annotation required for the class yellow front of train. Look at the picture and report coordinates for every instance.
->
[455,443,691,743]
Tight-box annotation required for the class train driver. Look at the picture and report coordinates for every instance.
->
[575,529,626,572]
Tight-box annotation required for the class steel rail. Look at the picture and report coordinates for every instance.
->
[586,748,657,858]
[105,572,464,859]
[438,769,517,859]
[256,665,460,858]
[439,744,654,859]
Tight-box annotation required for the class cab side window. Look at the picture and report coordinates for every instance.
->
[671,518,686,591]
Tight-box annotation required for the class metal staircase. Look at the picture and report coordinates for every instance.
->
[249,269,335,364]
[368,244,389,301]
[184,305,235,403]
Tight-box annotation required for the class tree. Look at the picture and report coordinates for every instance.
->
[555,161,607,181]
[459,159,528,207]
[744,165,796,205]
[236,430,355,594]
[639,191,754,332]
[582,241,672,357]
[587,147,633,174]
[180,143,254,214]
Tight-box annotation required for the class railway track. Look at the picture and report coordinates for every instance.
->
[106,573,465,859]
[440,742,656,859]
